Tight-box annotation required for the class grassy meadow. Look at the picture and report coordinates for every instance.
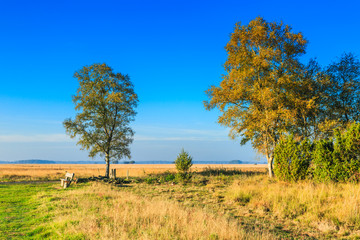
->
[2,165,360,239]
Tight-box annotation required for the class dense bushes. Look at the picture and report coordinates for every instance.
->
[312,123,360,182]
[274,136,312,182]
[311,140,335,182]
[274,122,360,182]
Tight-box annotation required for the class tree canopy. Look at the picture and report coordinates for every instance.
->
[325,53,360,126]
[64,63,138,178]
[204,17,313,177]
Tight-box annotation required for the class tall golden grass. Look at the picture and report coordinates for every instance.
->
[41,182,274,239]
[0,164,266,181]
[225,175,360,237]
[4,165,360,238]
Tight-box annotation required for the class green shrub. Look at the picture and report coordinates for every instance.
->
[274,135,312,182]
[174,149,193,180]
[274,123,360,183]
[175,172,194,182]
[165,173,176,182]
[144,175,158,184]
[311,139,334,182]
[158,173,176,184]
[312,122,360,182]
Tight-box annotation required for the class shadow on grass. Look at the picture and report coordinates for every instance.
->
[132,168,267,186]
[78,177,134,187]
[196,167,266,177]
[113,184,132,188]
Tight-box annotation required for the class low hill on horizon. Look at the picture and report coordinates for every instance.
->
[10,159,56,164]
[0,159,265,164]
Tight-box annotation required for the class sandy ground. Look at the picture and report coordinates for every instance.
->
[0,164,267,179]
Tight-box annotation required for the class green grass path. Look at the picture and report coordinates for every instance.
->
[0,183,55,239]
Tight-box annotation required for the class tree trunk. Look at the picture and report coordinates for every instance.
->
[105,153,110,178]
[266,155,274,178]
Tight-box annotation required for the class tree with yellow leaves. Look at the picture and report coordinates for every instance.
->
[204,17,314,177]
[64,63,138,178]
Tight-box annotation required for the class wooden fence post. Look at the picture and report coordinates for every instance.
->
[110,169,117,179]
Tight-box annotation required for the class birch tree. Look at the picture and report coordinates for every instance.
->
[204,17,310,177]
[64,63,138,178]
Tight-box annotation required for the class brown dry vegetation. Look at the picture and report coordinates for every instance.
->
[126,174,360,238]
[0,164,266,182]
[224,176,360,238]
[44,182,274,239]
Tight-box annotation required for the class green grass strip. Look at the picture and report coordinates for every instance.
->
[0,183,56,239]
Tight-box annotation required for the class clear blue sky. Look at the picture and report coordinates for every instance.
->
[1,0,359,162]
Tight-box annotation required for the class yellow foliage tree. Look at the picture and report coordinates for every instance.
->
[204,17,313,177]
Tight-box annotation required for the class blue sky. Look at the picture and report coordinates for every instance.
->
[1,0,360,162]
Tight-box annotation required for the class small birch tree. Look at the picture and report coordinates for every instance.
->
[64,63,138,178]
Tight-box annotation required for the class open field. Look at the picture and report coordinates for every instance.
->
[0,181,274,239]
[0,164,267,182]
[2,165,360,239]
[2,170,360,239]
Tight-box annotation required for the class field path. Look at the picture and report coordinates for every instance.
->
[0,182,57,239]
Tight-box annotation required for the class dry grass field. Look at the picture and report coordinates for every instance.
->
[44,182,276,239]
[2,164,360,238]
[0,163,267,181]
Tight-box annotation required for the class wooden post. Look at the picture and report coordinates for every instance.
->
[110,169,116,179]
[127,169,129,180]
